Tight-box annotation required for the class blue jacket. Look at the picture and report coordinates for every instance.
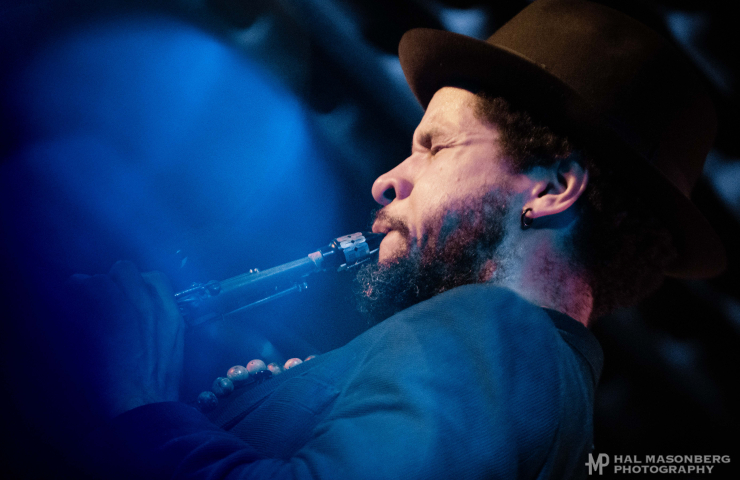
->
[87,284,602,479]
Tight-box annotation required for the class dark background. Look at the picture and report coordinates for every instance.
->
[1,1,738,478]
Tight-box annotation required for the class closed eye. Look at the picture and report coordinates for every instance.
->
[431,145,447,156]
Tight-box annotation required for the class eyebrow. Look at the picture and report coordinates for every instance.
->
[412,126,444,151]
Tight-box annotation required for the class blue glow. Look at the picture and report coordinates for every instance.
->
[438,6,489,39]
[664,11,732,95]
[3,15,343,285]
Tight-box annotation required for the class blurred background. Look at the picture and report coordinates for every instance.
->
[1,0,738,478]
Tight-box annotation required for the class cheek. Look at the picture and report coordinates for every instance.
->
[416,163,500,211]
[406,184,449,230]
[415,164,463,206]
[405,152,510,237]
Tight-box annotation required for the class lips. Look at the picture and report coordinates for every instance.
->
[372,220,392,235]
[371,208,414,263]
[372,208,410,236]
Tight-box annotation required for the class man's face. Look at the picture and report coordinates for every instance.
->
[371,87,526,263]
[355,87,528,321]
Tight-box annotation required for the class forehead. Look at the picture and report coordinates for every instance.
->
[415,87,487,137]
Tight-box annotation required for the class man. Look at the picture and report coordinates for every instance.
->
[65,0,724,478]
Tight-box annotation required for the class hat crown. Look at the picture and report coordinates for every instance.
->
[488,0,716,197]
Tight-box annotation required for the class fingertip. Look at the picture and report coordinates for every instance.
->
[142,271,174,293]
[109,260,139,276]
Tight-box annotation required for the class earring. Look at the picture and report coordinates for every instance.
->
[521,208,534,230]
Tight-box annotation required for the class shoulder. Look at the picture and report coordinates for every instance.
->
[339,284,568,423]
[357,283,562,360]
[318,285,574,476]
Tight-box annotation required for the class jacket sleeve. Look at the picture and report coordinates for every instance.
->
[85,286,568,480]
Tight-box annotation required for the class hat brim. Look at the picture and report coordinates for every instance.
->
[399,28,726,278]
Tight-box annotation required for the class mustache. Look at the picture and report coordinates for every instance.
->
[373,208,411,240]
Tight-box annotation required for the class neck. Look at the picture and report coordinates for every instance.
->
[491,236,593,327]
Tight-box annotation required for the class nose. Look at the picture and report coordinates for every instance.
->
[372,161,414,206]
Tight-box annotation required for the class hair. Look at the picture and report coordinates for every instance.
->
[473,93,677,318]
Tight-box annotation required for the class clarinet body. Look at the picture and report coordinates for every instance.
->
[175,232,384,326]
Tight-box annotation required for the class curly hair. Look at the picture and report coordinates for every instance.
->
[473,93,677,318]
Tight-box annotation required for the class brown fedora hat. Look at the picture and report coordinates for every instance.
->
[399,0,726,278]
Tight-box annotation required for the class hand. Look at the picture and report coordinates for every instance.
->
[64,261,185,420]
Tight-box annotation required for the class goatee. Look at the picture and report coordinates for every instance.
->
[354,190,510,324]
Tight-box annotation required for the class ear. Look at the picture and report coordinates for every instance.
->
[524,156,588,220]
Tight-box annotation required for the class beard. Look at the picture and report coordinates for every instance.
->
[354,189,511,325]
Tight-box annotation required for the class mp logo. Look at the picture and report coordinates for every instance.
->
[586,453,610,475]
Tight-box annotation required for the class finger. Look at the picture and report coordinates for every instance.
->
[108,261,154,312]
[141,272,181,318]
[142,271,185,396]
[141,270,182,329]
[108,260,160,331]
[108,261,157,365]
[141,271,176,306]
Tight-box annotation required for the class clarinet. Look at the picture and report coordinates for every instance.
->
[175,232,385,326]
